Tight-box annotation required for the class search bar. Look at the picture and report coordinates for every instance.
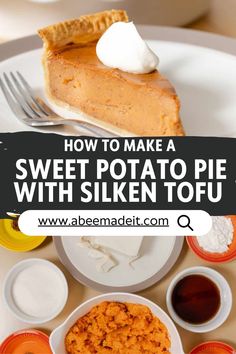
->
[18,210,212,237]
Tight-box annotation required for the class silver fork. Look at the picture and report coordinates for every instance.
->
[0,71,118,137]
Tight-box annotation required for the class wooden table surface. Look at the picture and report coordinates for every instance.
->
[1,1,236,353]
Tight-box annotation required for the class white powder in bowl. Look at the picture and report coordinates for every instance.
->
[12,264,66,318]
[197,216,234,253]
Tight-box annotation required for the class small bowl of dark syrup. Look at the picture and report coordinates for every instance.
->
[166,266,232,333]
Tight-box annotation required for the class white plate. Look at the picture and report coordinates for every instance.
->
[1,30,236,136]
[50,292,184,354]
[54,236,184,292]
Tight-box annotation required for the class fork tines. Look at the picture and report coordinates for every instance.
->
[0,71,51,119]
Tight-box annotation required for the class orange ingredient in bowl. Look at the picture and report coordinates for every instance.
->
[66,301,171,354]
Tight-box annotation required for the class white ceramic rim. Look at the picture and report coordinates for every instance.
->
[166,266,232,333]
[2,258,68,324]
[50,292,184,354]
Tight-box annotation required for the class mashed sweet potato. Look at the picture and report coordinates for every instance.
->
[65,301,171,354]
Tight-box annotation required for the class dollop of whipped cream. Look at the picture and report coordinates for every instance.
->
[96,22,159,74]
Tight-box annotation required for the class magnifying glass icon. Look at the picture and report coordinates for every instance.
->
[177,215,194,231]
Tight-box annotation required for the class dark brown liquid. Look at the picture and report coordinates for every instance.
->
[171,274,221,324]
[12,217,20,231]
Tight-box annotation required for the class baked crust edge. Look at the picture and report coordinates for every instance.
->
[38,9,128,51]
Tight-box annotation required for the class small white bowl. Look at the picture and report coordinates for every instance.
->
[50,292,184,354]
[3,258,68,324]
[166,266,232,333]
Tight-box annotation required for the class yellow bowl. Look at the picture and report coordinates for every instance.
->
[0,219,47,252]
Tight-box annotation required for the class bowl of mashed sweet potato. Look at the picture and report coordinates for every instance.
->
[50,292,183,354]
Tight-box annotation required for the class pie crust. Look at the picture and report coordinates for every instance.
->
[38,10,128,51]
